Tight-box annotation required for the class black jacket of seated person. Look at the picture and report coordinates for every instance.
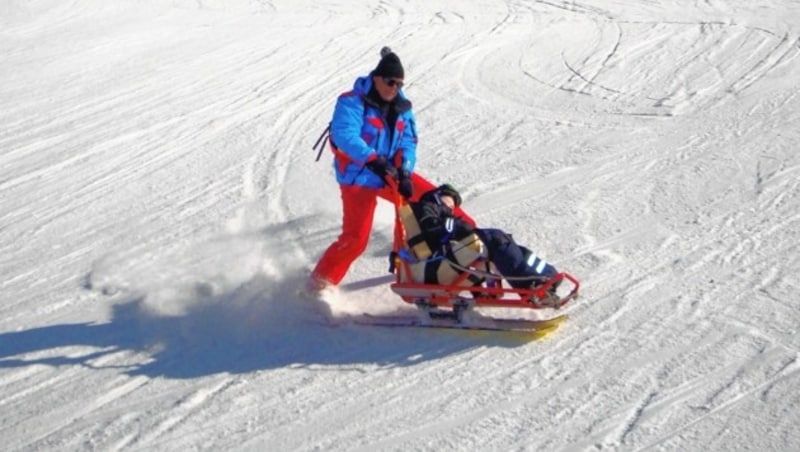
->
[408,186,558,289]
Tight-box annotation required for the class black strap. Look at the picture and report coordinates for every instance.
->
[406,234,427,248]
[313,123,331,161]
[467,273,484,286]
[424,260,440,284]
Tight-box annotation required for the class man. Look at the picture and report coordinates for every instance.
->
[407,184,558,290]
[308,47,474,292]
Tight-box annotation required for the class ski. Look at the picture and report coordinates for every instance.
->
[353,312,567,337]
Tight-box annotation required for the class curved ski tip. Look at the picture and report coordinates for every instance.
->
[531,327,559,340]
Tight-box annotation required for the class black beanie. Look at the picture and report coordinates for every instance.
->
[437,184,462,207]
[374,46,404,79]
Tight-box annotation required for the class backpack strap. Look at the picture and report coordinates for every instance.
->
[312,122,331,161]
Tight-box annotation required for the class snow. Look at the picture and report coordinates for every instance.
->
[2,1,799,450]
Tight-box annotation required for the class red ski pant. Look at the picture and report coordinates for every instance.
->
[311,173,475,285]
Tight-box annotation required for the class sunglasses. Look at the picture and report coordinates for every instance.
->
[382,77,404,88]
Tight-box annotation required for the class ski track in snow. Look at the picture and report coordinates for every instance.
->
[2,0,800,450]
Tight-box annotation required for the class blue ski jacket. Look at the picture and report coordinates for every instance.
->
[329,74,418,188]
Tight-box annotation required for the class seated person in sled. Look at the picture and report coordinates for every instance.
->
[395,184,559,295]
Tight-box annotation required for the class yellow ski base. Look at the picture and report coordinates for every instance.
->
[355,313,568,339]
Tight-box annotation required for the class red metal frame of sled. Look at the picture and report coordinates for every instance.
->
[391,265,580,310]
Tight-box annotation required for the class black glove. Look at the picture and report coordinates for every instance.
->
[397,169,413,199]
[366,155,402,182]
[365,156,394,178]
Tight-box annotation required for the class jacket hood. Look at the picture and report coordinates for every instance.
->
[353,74,412,113]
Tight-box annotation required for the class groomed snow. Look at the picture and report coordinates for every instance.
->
[1,1,799,450]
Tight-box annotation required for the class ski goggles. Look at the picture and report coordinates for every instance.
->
[383,77,404,88]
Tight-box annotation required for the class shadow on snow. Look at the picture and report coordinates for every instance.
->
[0,274,534,379]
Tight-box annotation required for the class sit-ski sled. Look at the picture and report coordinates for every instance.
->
[379,251,580,335]
[360,182,581,336]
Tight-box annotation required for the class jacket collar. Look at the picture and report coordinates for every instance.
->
[355,74,412,114]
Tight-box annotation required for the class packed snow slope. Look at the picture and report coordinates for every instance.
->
[2,1,799,450]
